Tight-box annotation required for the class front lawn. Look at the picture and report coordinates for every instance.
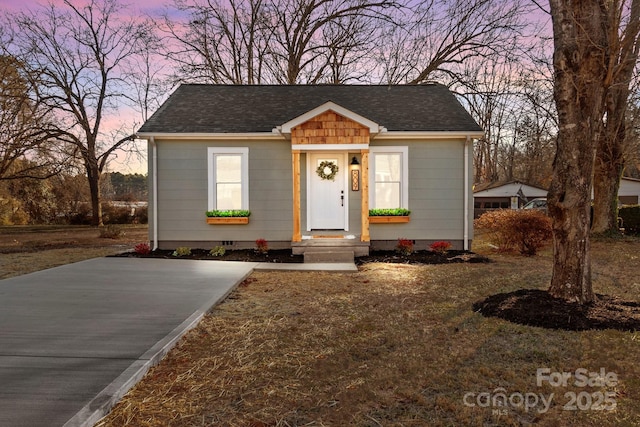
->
[97,236,640,426]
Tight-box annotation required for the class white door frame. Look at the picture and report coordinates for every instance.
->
[306,152,349,231]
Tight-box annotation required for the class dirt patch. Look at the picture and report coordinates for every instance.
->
[356,250,490,265]
[0,225,147,254]
[473,289,640,332]
[0,225,148,279]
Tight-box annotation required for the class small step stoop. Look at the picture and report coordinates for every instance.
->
[304,250,355,263]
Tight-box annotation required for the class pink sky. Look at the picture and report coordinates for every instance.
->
[0,0,166,13]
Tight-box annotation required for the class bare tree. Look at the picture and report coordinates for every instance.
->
[266,0,398,84]
[8,0,155,226]
[165,0,273,84]
[0,55,63,180]
[623,86,640,178]
[547,0,610,304]
[375,0,530,85]
[166,0,398,84]
[592,0,640,235]
[459,57,522,183]
[311,13,380,83]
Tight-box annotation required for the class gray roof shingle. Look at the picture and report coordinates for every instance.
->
[138,84,482,134]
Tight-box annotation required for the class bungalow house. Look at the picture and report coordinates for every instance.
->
[137,84,484,258]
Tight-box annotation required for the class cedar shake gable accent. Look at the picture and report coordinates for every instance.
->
[291,111,370,145]
[138,84,482,134]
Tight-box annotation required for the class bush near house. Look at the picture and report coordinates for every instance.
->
[619,205,640,235]
[430,241,452,254]
[475,209,552,256]
[209,246,226,257]
[134,242,151,255]
[255,239,268,254]
[172,247,192,257]
[395,238,414,255]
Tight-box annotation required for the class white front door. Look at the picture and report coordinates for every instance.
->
[308,152,347,230]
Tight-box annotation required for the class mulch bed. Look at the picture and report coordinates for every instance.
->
[473,289,640,332]
[114,248,490,265]
[114,249,304,263]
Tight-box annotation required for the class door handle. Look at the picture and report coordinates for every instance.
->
[341,190,344,206]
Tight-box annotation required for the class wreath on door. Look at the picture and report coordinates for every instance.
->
[316,160,339,181]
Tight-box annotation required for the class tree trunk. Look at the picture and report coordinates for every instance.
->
[86,160,103,227]
[592,119,625,235]
[547,0,609,304]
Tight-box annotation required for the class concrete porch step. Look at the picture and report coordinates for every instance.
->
[303,250,355,263]
[292,239,370,257]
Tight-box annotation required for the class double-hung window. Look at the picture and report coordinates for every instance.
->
[369,146,408,209]
[207,147,249,211]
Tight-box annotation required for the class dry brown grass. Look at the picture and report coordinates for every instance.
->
[96,236,640,427]
[0,225,148,279]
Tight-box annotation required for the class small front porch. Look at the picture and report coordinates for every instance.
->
[292,233,370,260]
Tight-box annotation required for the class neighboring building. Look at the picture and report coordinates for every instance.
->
[137,84,484,257]
[473,177,640,219]
[473,181,547,218]
[620,177,640,205]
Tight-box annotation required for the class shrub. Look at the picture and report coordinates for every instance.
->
[255,238,268,254]
[102,204,133,224]
[618,205,640,235]
[172,246,192,257]
[369,208,411,216]
[209,246,226,256]
[134,242,151,255]
[396,238,414,255]
[475,209,552,256]
[134,206,148,224]
[430,241,451,254]
[99,224,125,239]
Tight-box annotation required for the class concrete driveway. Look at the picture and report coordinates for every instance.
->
[0,257,257,427]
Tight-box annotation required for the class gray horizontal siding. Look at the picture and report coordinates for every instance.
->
[369,139,470,241]
[154,139,293,246]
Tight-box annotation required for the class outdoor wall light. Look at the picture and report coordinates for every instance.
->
[350,156,360,191]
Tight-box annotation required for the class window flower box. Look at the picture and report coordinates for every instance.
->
[206,210,250,225]
[368,208,410,223]
[369,215,410,223]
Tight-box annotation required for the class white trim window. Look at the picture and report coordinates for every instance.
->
[369,146,409,209]
[207,147,249,211]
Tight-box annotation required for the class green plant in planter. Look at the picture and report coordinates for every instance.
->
[206,210,251,217]
[369,208,411,216]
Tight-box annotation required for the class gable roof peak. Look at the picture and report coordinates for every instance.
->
[278,101,382,134]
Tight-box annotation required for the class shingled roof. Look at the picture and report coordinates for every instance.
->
[138,84,482,134]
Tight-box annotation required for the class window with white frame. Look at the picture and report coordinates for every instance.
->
[369,147,408,209]
[207,147,249,210]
